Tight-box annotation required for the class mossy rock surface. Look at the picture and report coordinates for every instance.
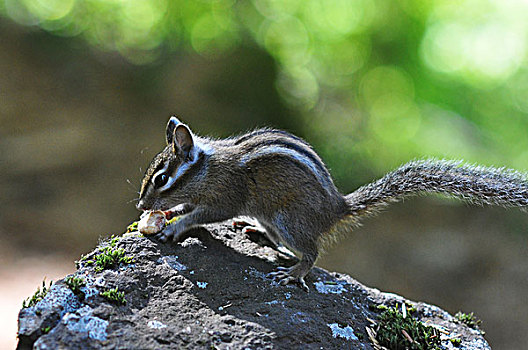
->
[17,222,490,349]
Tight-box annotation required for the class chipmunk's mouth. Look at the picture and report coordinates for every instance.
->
[163,209,179,220]
[141,205,179,219]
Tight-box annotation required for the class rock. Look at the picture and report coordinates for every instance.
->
[17,222,490,349]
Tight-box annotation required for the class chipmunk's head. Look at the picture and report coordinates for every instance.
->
[137,116,211,211]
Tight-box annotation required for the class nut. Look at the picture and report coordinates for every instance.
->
[138,210,166,235]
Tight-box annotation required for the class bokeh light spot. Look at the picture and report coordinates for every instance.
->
[368,93,421,142]
[276,67,319,110]
[304,0,376,39]
[360,66,415,105]
[261,15,310,66]
[24,0,75,21]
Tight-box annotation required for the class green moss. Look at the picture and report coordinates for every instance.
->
[41,326,51,334]
[126,221,138,233]
[455,311,482,330]
[64,275,86,297]
[22,279,53,308]
[95,247,132,271]
[450,337,462,346]
[109,234,120,247]
[76,253,90,269]
[84,236,134,272]
[374,304,441,350]
[100,287,126,305]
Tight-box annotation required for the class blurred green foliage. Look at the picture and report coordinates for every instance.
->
[2,0,528,190]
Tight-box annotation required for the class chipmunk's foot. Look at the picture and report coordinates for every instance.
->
[232,219,280,250]
[232,219,265,237]
[267,266,309,292]
[231,219,255,231]
[156,228,173,243]
[156,220,185,243]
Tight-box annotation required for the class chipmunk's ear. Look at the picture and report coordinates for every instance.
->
[172,123,194,159]
[166,116,181,145]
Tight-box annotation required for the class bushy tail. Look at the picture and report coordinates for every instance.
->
[345,159,528,218]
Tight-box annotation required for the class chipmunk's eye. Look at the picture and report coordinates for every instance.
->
[153,173,169,188]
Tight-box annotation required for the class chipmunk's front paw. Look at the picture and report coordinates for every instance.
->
[155,229,172,242]
[156,222,184,243]
[267,266,309,292]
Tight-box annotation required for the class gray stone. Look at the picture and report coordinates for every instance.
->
[17,223,490,349]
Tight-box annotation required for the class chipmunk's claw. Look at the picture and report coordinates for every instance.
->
[156,231,169,242]
[267,268,309,292]
[156,221,185,243]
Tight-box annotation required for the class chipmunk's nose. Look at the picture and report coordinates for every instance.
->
[136,200,146,211]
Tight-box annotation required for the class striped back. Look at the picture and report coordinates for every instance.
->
[235,129,335,190]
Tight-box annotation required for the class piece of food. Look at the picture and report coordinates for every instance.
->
[137,210,166,235]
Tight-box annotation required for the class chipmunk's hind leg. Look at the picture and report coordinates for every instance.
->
[264,213,322,291]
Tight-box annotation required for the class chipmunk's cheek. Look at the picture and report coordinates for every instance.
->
[150,202,163,211]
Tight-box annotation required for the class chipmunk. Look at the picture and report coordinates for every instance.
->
[137,117,528,290]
